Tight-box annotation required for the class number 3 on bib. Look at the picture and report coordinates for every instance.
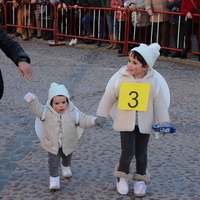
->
[118,82,150,111]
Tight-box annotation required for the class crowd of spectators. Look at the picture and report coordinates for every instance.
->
[0,0,199,60]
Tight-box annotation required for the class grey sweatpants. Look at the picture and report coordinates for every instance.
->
[48,148,72,177]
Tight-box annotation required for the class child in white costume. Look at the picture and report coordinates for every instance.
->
[96,43,171,197]
[24,83,104,190]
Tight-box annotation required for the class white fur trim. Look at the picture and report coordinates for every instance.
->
[114,164,134,180]
[133,171,151,182]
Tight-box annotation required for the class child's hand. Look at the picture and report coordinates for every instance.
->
[160,122,176,133]
[95,116,106,128]
[160,122,170,132]
[153,122,176,134]
[24,92,35,103]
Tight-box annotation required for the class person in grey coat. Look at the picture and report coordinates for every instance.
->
[124,0,150,50]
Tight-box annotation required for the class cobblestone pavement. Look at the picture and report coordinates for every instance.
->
[0,38,200,200]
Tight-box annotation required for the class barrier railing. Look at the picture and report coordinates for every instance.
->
[2,2,200,57]
[0,1,5,27]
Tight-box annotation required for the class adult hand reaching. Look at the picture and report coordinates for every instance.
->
[18,61,33,80]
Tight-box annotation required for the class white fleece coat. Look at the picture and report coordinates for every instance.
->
[28,96,94,156]
[97,66,170,133]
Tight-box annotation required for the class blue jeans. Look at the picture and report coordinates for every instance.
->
[118,126,150,175]
[82,12,104,41]
[106,14,119,35]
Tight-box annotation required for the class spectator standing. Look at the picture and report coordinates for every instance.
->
[36,0,57,40]
[31,0,43,39]
[145,0,171,57]
[180,0,200,60]
[125,0,150,50]
[57,1,67,41]
[78,0,105,47]
[13,0,35,40]
[111,0,127,54]
[102,0,119,49]
[59,0,79,45]
[166,0,184,58]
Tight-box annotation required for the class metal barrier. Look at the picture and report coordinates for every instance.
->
[0,1,5,27]
[2,2,200,57]
[5,1,58,42]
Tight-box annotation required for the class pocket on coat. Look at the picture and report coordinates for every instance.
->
[44,135,53,147]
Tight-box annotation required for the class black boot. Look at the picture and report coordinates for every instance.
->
[128,44,137,51]
[180,51,187,59]
[171,51,181,58]
[163,50,171,57]
[180,46,190,59]
[118,44,123,54]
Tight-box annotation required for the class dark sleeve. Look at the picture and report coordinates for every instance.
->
[166,0,182,9]
[101,0,106,8]
[180,0,188,14]
[166,2,174,9]
[36,0,50,3]
[174,0,182,8]
[78,0,90,7]
[60,0,71,5]
[0,25,30,66]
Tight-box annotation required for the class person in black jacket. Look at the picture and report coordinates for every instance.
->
[0,25,33,99]
[58,0,79,44]
[77,0,105,47]
[166,0,184,58]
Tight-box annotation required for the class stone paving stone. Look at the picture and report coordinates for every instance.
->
[0,38,200,199]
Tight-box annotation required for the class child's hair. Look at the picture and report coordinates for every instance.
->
[50,95,69,106]
[129,50,148,67]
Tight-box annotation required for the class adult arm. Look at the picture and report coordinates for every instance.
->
[78,0,90,7]
[0,25,30,66]
[180,0,193,18]
[145,0,153,15]
[0,25,33,80]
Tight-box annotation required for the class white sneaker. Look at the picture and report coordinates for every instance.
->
[69,39,74,46]
[116,177,129,195]
[61,165,72,178]
[73,38,77,45]
[134,181,147,197]
[49,176,60,190]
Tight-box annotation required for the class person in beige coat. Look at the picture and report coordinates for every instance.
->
[124,0,150,49]
[145,0,171,56]
[97,43,171,197]
[24,82,103,190]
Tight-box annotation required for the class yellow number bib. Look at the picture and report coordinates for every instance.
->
[118,82,150,111]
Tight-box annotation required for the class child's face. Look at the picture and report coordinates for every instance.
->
[51,96,68,114]
[127,54,149,79]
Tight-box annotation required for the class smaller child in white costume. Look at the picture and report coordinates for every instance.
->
[24,83,104,190]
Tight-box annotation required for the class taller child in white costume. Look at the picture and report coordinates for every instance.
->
[96,43,171,197]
